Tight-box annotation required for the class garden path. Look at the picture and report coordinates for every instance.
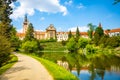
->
[0,53,53,80]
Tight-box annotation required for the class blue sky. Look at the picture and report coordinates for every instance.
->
[10,0,120,32]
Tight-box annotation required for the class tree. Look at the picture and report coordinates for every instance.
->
[106,36,120,48]
[86,44,96,54]
[114,0,120,4]
[78,38,89,49]
[0,0,16,67]
[0,35,12,67]
[76,27,80,41]
[99,35,109,47]
[87,23,95,39]
[0,0,16,39]
[10,26,21,51]
[66,37,78,52]
[68,30,72,40]
[93,24,104,45]
[24,23,35,41]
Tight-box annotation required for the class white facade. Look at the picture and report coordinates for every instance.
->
[108,32,120,37]
[57,32,68,42]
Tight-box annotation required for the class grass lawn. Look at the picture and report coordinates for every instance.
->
[41,42,67,51]
[0,54,18,75]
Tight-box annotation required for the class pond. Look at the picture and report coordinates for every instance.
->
[72,69,120,80]
[37,51,120,80]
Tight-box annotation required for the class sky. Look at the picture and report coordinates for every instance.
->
[10,0,120,32]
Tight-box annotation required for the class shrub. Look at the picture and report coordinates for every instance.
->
[86,44,96,54]
[66,37,78,52]
[0,35,12,67]
[78,38,89,49]
[21,40,39,53]
[61,40,67,46]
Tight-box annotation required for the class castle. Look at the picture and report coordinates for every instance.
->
[17,16,120,41]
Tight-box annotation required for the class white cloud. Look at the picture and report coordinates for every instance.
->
[11,0,68,19]
[17,28,23,33]
[64,0,73,6]
[57,27,62,31]
[35,29,44,32]
[10,3,15,9]
[40,17,45,21]
[68,26,89,32]
[77,3,85,9]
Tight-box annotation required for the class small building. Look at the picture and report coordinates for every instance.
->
[104,28,120,37]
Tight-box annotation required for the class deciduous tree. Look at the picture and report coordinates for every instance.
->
[87,23,95,39]
[66,37,78,52]
[78,38,89,49]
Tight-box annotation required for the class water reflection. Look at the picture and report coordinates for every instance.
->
[66,53,120,80]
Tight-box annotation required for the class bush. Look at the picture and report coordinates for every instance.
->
[39,38,57,43]
[78,38,90,48]
[61,40,67,46]
[106,36,120,48]
[66,37,78,52]
[0,35,12,67]
[21,40,40,53]
[86,44,96,54]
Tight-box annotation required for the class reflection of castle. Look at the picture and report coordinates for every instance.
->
[17,16,120,41]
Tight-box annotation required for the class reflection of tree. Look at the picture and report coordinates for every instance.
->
[89,64,96,80]
[43,51,120,79]
[65,53,82,75]
[76,61,81,75]
[96,68,105,80]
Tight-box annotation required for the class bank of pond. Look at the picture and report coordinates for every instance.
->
[34,50,120,80]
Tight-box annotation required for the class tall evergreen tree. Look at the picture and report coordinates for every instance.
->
[0,0,16,39]
[76,27,80,41]
[68,30,72,40]
[24,23,35,41]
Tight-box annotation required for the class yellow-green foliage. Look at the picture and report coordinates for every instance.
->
[0,54,18,75]
[31,55,78,80]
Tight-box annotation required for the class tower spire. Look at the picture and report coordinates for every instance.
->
[24,14,28,22]
[98,22,102,28]
[23,14,29,33]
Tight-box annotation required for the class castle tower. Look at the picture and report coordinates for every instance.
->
[23,15,29,33]
[98,22,102,28]
[46,24,56,39]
